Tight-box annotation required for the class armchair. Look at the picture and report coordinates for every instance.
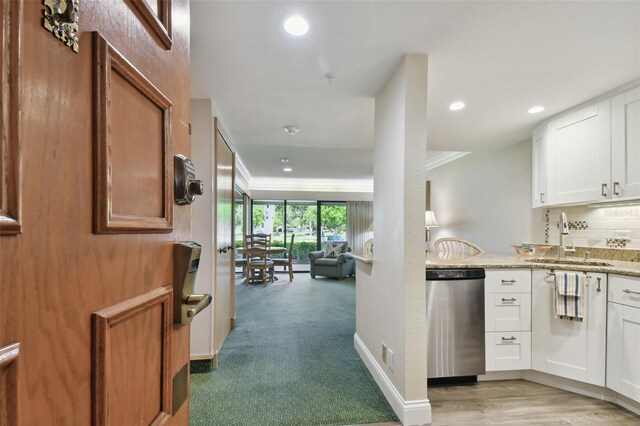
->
[309,244,355,280]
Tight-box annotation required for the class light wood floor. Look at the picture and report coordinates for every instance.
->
[427,380,640,425]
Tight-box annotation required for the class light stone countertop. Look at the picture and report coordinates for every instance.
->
[425,253,640,278]
[346,252,373,264]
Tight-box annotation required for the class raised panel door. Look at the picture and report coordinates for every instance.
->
[0,1,192,424]
[612,87,640,199]
[531,270,607,386]
[532,125,548,208]
[547,101,611,205]
[606,302,640,403]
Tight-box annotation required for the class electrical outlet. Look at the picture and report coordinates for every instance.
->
[381,344,387,364]
[387,348,394,371]
[614,229,631,239]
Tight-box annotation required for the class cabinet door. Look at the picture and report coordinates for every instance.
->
[532,125,548,208]
[612,87,640,199]
[547,101,611,205]
[531,270,607,386]
[607,302,640,403]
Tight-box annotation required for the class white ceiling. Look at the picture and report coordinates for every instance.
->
[191,1,640,181]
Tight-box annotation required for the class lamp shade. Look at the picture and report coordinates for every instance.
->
[425,211,439,228]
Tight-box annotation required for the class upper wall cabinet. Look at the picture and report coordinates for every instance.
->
[532,86,640,207]
[532,126,548,208]
[546,100,611,206]
[611,88,640,199]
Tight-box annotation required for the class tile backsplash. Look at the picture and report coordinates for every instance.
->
[543,205,640,249]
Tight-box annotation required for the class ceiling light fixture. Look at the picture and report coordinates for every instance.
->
[283,15,309,37]
[528,106,545,114]
[324,72,335,83]
[283,167,293,172]
[283,126,300,135]
[449,102,465,111]
[281,157,290,164]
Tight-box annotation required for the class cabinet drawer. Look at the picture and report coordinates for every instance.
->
[485,269,531,293]
[609,275,640,309]
[486,331,531,371]
[485,293,531,332]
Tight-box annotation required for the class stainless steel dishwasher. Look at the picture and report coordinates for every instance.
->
[426,268,485,381]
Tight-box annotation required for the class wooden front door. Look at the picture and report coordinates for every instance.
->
[213,119,235,365]
[0,0,193,424]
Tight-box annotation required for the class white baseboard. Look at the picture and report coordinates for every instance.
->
[190,353,214,361]
[354,333,431,425]
[523,370,640,416]
[478,370,524,381]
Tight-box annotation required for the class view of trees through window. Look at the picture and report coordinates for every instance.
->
[248,200,347,271]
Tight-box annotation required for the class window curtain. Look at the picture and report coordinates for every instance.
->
[346,201,373,253]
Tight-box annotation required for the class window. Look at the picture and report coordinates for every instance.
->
[250,200,347,272]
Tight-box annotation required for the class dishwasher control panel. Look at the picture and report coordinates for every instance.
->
[426,268,485,280]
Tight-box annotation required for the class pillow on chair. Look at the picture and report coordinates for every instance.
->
[323,242,345,258]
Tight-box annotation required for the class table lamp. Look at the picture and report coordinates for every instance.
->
[425,211,439,252]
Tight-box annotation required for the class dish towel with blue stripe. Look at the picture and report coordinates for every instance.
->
[554,272,585,322]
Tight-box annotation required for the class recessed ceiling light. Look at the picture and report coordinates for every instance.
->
[283,126,300,135]
[449,102,465,111]
[283,15,309,37]
[281,157,290,163]
[283,167,292,172]
[528,106,545,114]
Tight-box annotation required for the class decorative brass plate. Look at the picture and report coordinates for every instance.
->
[43,0,79,53]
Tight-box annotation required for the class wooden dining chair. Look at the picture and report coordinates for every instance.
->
[245,233,274,286]
[434,238,484,256]
[273,234,295,282]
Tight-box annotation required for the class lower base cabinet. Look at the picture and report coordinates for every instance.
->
[531,270,607,386]
[606,275,640,403]
[486,331,531,371]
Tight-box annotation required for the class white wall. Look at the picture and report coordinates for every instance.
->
[355,54,429,425]
[427,139,538,254]
[190,99,215,359]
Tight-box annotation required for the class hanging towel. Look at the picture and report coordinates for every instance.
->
[554,272,585,322]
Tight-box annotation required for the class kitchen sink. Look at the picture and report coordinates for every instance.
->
[525,258,613,267]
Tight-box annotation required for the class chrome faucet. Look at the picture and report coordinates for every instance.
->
[558,212,576,259]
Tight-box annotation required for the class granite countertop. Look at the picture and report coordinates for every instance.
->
[425,253,640,278]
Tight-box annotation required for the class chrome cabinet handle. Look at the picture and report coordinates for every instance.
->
[623,289,640,296]
[501,279,516,284]
[501,336,517,342]
[601,183,608,197]
[613,181,621,196]
[501,297,517,303]
[596,277,601,293]
[540,193,545,204]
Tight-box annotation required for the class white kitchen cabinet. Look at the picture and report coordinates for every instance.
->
[606,275,640,403]
[485,269,532,371]
[532,125,548,208]
[546,100,611,205]
[531,269,607,386]
[611,87,640,199]
[485,293,531,332]
[486,332,531,371]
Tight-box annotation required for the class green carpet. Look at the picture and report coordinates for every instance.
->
[190,275,398,426]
